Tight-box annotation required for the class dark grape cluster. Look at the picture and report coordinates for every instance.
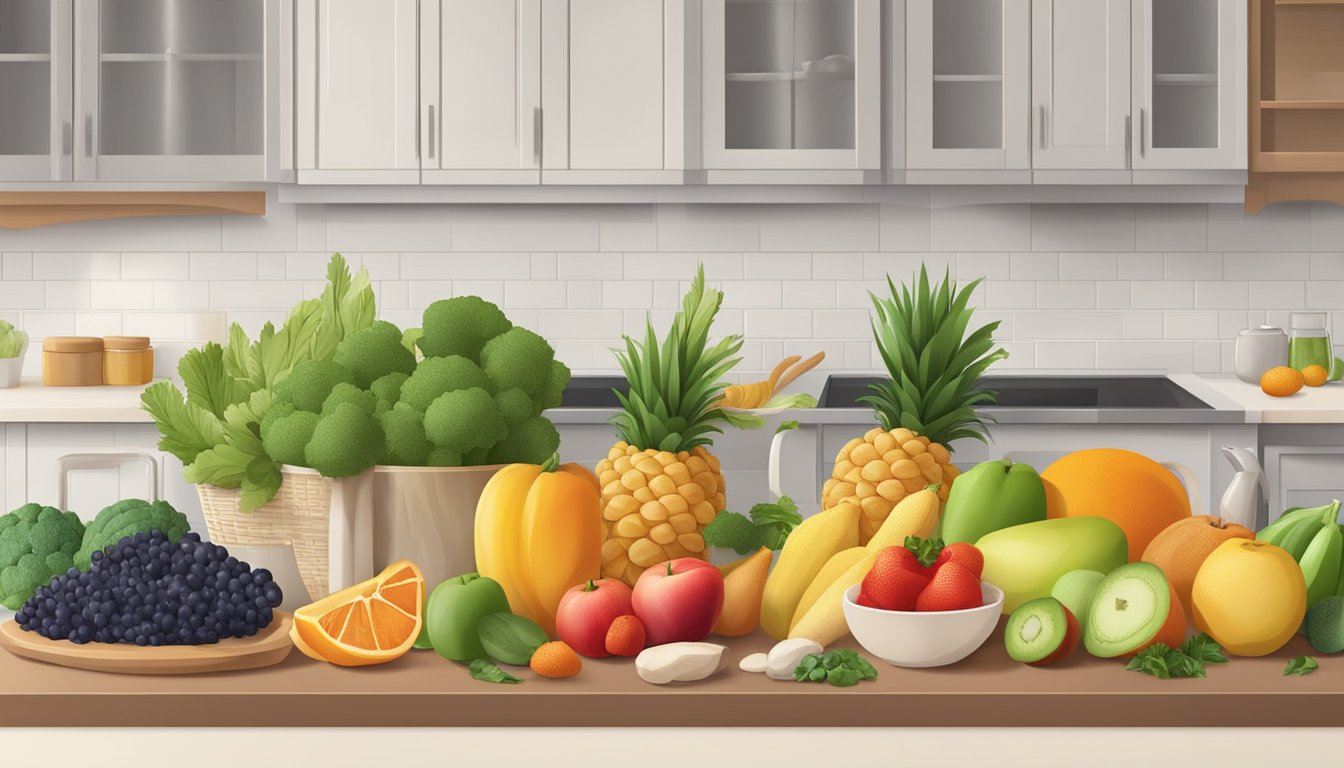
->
[15,530,282,646]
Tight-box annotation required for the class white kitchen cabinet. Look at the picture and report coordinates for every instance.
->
[1131,0,1246,173]
[701,0,881,180]
[906,0,1030,181]
[1263,445,1344,521]
[542,0,697,183]
[1030,0,1130,177]
[296,0,419,184]
[418,0,541,185]
[0,0,72,182]
[69,0,285,182]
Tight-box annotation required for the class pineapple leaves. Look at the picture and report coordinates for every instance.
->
[610,265,743,452]
[861,266,1007,447]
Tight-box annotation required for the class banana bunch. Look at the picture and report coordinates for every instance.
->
[1257,499,1344,609]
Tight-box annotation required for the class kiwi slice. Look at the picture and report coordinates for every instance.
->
[1083,562,1178,658]
[1004,597,1079,666]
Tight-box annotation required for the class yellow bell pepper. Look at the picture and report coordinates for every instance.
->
[474,454,602,637]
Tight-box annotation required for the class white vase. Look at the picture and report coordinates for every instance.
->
[0,355,23,388]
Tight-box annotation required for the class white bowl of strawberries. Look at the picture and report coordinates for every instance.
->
[842,539,1004,668]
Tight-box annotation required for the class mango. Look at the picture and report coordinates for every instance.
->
[942,459,1046,546]
[977,517,1128,614]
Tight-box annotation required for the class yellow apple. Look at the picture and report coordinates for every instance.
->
[1191,539,1306,657]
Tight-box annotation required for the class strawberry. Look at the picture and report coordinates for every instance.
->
[856,590,881,609]
[860,546,932,611]
[604,615,646,657]
[933,542,984,580]
[915,561,983,612]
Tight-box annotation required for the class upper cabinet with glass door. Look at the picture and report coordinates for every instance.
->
[1131,0,1245,173]
[73,0,285,182]
[702,0,881,179]
[0,0,71,182]
[906,0,1030,179]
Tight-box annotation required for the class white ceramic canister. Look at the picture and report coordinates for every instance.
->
[1235,325,1289,384]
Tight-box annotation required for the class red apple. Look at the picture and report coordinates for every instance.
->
[555,578,634,658]
[631,558,725,646]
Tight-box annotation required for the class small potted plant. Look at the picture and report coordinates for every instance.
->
[0,319,29,388]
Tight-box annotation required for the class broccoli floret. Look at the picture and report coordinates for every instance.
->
[463,447,492,466]
[305,402,384,477]
[418,296,512,360]
[321,382,377,417]
[494,388,535,427]
[399,355,495,412]
[423,388,508,454]
[75,499,188,570]
[370,371,410,412]
[486,416,560,465]
[262,410,320,467]
[0,504,85,609]
[379,403,433,466]
[260,400,297,433]
[535,359,571,411]
[273,359,356,413]
[701,511,762,555]
[427,447,463,467]
[334,322,416,389]
[479,327,557,397]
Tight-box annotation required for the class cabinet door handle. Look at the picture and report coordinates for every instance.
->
[533,106,542,164]
[1139,107,1147,158]
[427,105,436,160]
[1037,105,1046,149]
[62,121,72,156]
[84,114,93,158]
[1125,115,1132,169]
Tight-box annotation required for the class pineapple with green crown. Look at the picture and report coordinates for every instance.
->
[822,267,1008,544]
[597,266,742,586]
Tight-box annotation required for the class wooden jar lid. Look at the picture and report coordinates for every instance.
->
[103,336,151,351]
[43,336,103,353]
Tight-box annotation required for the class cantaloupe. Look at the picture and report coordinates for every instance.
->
[1042,449,1192,562]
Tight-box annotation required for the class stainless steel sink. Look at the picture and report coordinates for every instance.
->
[818,375,1215,410]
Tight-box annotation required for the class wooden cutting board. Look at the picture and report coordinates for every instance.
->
[0,612,293,675]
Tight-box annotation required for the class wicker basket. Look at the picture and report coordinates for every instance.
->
[197,468,334,600]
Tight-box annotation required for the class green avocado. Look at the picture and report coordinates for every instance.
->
[941,459,1048,546]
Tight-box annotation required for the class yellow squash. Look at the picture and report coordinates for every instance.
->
[714,546,774,637]
[760,501,860,639]
[789,546,867,632]
[476,455,603,637]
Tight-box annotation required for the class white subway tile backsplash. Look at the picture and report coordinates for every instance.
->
[20,311,76,339]
[746,252,812,279]
[1195,281,1250,309]
[1011,252,1059,280]
[1037,281,1097,309]
[505,281,567,309]
[1163,311,1220,339]
[931,205,1030,252]
[1223,252,1310,281]
[1135,205,1207,252]
[2,252,33,280]
[3,201,1341,378]
[1059,252,1117,280]
[599,281,656,309]
[1131,281,1194,309]
[1249,282,1306,310]
[1165,252,1223,280]
[44,281,90,310]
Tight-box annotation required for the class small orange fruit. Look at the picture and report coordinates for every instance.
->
[291,560,424,667]
[530,640,582,678]
[1260,366,1305,398]
[1302,364,1329,388]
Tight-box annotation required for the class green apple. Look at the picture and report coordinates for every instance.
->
[1050,569,1106,634]
[977,517,1129,614]
[942,459,1047,545]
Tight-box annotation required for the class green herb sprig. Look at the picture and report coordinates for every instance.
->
[1125,633,1228,680]
[1285,656,1319,677]
[792,649,878,688]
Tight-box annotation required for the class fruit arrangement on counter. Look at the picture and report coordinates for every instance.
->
[5,263,1342,695]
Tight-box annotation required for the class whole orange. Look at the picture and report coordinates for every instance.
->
[1141,515,1254,618]
[1302,365,1329,388]
[1041,448,1192,562]
[1261,366,1305,397]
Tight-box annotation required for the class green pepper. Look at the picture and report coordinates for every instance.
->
[425,572,512,662]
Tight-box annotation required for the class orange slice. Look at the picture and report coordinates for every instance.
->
[290,560,425,667]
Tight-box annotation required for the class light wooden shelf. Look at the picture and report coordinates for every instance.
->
[0,191,265,229]
[1276,0,1344,6]
[1253,151,1344,172]
[1261,99,1344,108]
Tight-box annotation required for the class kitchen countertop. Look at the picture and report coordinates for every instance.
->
[1,626,1341,727]
[5,374,1344,427]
